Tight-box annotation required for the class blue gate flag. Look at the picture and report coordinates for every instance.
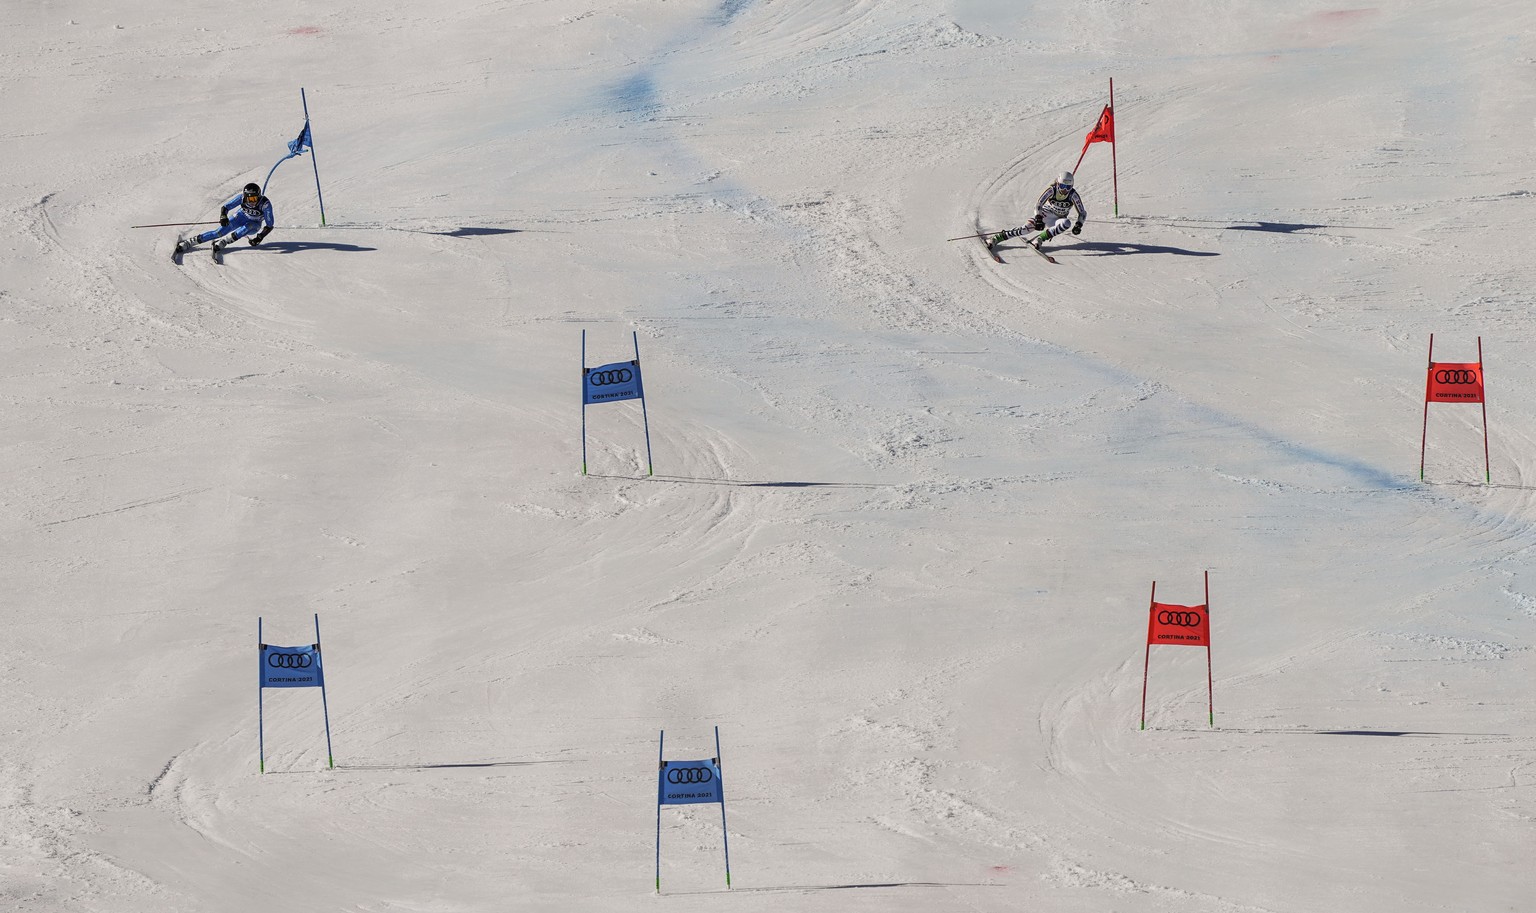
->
[659,759,723,805]
[263,119,315,193]
[288,121,312,156]
[584,360,644,405]
[260,644,324,688]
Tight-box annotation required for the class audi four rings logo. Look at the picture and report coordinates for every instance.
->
[589,369,634,386]
[1434,369,1478,385]
[267,652,314,668]
[1157,611,1204,627]
[666,767,714,784]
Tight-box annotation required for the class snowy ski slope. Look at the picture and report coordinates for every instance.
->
[3,1,1534,911]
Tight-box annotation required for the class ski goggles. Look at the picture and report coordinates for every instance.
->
[244,191,260,202]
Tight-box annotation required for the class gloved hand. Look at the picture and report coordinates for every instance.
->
[249,227,271,247]
[219,213,229,227]
[248,236,261,246]
[1071,221,1083,235]
[1027,216,1043,232]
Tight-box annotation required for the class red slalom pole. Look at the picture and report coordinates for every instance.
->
[1140,580,1155,730]
[1479,337,1491,484]
[1204,570,1214,728]
[1420,334,1434,480]
[1109,78,1119,217]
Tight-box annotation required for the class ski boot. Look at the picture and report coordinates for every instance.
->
[989,227,1027,247]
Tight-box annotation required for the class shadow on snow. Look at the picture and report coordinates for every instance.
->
[586,473,887,490]
[254,241,377,254]
[1051,240,1220,257]
[335,759,579,772]
[667,881,998,896]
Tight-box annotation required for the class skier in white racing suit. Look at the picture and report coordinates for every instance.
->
[989,171,1086,252]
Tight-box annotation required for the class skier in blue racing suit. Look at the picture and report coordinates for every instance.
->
[176,183,274,255]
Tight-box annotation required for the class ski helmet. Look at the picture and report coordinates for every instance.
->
[243,182,261,200]
[1057,171,1074,187]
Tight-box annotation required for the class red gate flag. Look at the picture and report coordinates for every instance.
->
[1083,104,1115,150]
[1425,362,1484,403]
[1073,79,1121,216]
[1420,334,1490,483]
[1147,601,1210,646]
[1141,572,1214,730]
[1073,105,1115,172]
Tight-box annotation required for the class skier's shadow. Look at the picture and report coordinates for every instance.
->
[1226,221,1327,233]
[430,227,521,238]
[335,759,577,771]
[255,241,377,254]
[588,472,885,489]
[1057,240,1219,257]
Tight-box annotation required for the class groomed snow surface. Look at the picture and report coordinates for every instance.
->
[4,1,1535,911]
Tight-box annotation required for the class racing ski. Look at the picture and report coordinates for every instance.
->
[983,234,1056,265]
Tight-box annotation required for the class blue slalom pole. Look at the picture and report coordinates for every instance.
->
[262,157,284,197]
[258,617,265,774]
[314,613,335,769]
[301,89,327,226]
[633,331,654,476]
[655,730,664,894]
[715,725,732,889]
[581,331,589,475]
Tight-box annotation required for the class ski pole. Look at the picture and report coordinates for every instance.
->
[131,221,219,229]
[946,230,1001,242]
